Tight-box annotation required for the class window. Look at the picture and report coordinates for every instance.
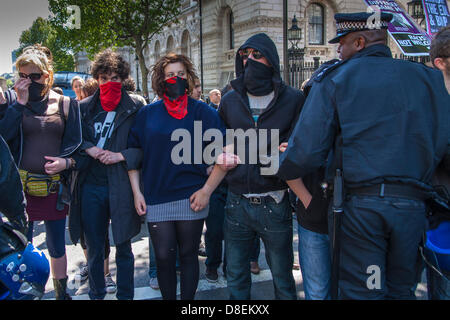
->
[181,30,191,58]
[223,7,234,51]
[308,4,324,45]
[229,11,234,50]
[154,41,161,60]
[166,36,174,54]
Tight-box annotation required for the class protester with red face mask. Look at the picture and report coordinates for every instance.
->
[127,53,230,300]
[68,49,145,300]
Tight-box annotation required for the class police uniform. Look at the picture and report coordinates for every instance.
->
[278,12,450,299]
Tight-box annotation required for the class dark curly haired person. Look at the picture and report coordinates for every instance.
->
[69,49,145,300]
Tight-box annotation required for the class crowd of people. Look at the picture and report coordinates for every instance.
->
[0,11,449,301]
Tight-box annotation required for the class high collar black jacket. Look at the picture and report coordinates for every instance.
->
[218,33,305,195]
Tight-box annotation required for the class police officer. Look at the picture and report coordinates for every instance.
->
[278,12,450,299]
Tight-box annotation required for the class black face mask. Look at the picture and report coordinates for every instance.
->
[243,58,274,96]
[164,76,188,101]
[28,81,46,102]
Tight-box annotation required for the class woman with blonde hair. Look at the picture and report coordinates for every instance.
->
[0,44,82,300]
[71,76,85,100]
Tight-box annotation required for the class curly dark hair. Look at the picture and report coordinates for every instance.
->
[430,26,450,67]
[91,48,130,80]
[122,77,136,92]
[151,53,197,98]
[82,78,99,97]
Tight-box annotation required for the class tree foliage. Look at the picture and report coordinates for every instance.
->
[18,17,75,72]
[48,0,183,95]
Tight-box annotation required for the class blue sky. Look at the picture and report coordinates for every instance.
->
[0,0,51,75]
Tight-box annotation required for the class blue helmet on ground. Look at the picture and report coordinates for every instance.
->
[0,224,50,300]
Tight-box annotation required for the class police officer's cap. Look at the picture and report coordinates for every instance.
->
[328,12,393,44]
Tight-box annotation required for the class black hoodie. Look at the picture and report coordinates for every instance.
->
[218,33,305,195]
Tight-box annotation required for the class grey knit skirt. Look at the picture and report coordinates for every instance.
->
[146,198,209,223]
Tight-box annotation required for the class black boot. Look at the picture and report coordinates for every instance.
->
[53,277,72,300]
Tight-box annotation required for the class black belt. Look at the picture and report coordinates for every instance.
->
[243,195,277,205]
[347,183,428,201]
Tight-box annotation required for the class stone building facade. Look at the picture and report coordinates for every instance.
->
[75,0,417,100]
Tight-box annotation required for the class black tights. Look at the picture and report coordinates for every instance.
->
[148,219,204,300]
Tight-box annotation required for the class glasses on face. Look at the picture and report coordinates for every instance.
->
[19,72,43,81]
[239,48,264,60]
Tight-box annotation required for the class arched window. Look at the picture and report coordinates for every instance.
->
[308,3,324,45]
[154,41,161,60]
[166,36,175,54]
[181,30,191,58]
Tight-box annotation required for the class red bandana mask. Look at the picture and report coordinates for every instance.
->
[100,81,122,112]
[163,76,188,120]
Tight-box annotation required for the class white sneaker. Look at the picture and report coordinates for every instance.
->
[74,264,89,282]
[105,273,117,294]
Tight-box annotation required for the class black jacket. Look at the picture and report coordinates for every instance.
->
[0,135,26,223]
[0,94,82,211]
[69,89,144,245]
[279,44,450,191]
[218,33,305,195]
[0,95,82,166]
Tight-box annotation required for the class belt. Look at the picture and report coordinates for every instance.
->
[347,183,428,201]
[244,195,275,205]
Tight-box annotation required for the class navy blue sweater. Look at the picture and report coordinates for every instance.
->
[128,97,226,205]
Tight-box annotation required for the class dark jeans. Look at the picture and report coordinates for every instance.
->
[205,185,227,271]
[81,184,135,300]
[250,236,261,263]
[224,191,297,300]
[336,195,427,299]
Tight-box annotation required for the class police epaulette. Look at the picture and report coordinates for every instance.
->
[314,59,344,82]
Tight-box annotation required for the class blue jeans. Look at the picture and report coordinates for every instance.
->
[297,224,331,300]
[205,185,227,271]
[250,236,260,263]
[224,191,297,300]
[81,184,135,300]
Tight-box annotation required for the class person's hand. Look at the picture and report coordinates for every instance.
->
[0,86,6,105]
[302,194,313,209]
[14,77,31,106]
[133,191,147,216]
[44,156,67,175]
[85,146,104,159]
[279,142,288,153]
[216,152,241,171]
[97,150,125,165]
[190,188,211,212]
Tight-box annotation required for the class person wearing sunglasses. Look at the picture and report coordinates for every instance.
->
[217,33,308,300]
[0,44,82,300]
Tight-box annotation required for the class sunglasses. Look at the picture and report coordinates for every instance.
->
[239,49,264,60]
[19,72,43,81]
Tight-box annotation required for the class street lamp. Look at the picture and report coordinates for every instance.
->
[287,15,305,89]
[288,15,302,50]
[135,54,141,92]
[407,0,425,24]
